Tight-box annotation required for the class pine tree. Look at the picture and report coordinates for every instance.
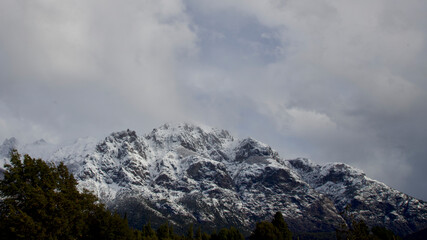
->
[157,222,171,240]
[195,226,202,240]
[201,232,210,240]
[186,224,194,240]
[142,221,158,240]
[250,221,281,240]
[0,150,87,239]
[271,212,292,240]
[0,150,136,240]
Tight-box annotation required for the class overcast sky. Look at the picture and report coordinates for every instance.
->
[1,0,427,200]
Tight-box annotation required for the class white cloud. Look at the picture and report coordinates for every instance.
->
[286,108,337,137]
[1,0,427,199]
[0,0,198,141]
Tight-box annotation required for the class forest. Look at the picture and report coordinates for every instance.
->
[0,151,402,239]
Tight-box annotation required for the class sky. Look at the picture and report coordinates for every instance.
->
[1,0,426,200]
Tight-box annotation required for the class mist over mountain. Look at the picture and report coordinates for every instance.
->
[1,123,426,236]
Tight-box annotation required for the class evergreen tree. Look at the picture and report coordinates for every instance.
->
[168,224,175,240]
[250,221,281,240]
[157,222,171,240]
[186,224,194,240]
[225,227,244,240]
[195,226,202,240]
[0,150,136,240]
[0,151,87,239]
[271,212,292,240]
[210,230,218,240]
[142,221,158,240]
[210,227,243,240]
[201,232,210,240]
[250,212,292,240]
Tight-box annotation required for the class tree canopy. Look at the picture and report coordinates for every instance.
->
[249,211,292,240]
[0,150,134,240]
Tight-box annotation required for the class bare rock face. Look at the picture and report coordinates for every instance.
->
[2,123,427,236]
[289,158,427,235]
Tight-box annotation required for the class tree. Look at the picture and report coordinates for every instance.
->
[250,212,292,240]
[250,221,281,240]
[271,212,292,240]
[186,224,194,240]
[142,222,157,238]
[0,150,135,240]
[157,222,171,240]
[195,226,202,240]
[224,227,244,240]
[210,227,243,240]
[0,150,87,239]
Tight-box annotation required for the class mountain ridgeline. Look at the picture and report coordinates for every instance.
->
[1,123,426,236]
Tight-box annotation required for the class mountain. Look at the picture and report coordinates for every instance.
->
[288,158,427,235]
[1,123,426,236]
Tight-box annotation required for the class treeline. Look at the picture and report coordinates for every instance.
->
[135,221,244,240]
[0,151,401,240]
[134,211,292,240]
[336,205,402,240]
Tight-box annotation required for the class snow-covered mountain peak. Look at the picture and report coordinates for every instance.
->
[1,124,426,235]
[234,137,279,163]
[109,129,139,143]
[289,159,367,185]
[145,123,235,158]
[288,158,427,234]
[96,129,148,160]
[322,162,365,176]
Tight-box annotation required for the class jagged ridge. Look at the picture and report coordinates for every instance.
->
[1,123,426,236]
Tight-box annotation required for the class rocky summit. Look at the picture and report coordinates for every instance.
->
[1,123,426,236]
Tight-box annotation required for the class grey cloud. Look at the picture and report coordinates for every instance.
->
[0,0,197,142]
[180,0,427,200]
[1,0,427,200]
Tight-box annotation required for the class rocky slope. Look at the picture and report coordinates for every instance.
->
[288,158,427,235]
[1,123,426,235]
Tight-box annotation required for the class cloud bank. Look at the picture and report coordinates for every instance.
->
[1,0,426,200]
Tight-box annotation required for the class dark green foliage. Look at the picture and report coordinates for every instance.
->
[293,231,337,240]
[201,232,210,240]
[140,221,158,240]
[187,224,194,240]
[196,226,202,240]
[250,221,281,240]
[249,212,292,240]
[272,211,292,240]
[0,150,135,240]
[157,222,171,240]
[210,227,244,240]
[142,221,158,239]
